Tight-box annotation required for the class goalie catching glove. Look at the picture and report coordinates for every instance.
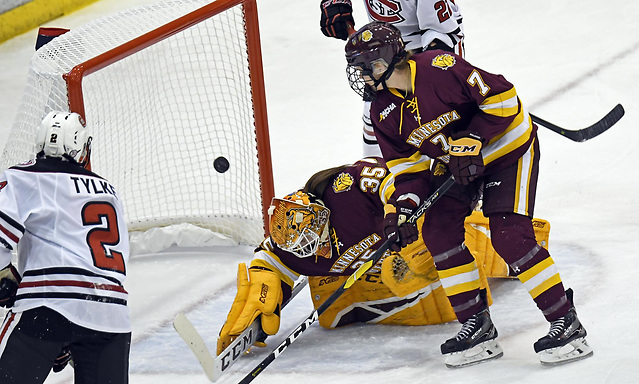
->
[448,131,485,186]
[0,263,20,308]
[217,263,283,355]
[383,195,419,252]
[320,0,355,40]
[381,249,438,298]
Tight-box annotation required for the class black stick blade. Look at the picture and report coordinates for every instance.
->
[531,104,625,142]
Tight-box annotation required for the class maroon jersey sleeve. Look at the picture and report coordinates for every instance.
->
[371,51,537,191]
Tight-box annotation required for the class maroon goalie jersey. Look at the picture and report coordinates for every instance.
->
[370,50,538,201]
[255,158,394,280]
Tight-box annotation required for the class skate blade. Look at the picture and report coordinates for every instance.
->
[539,337,593,366]
[444,340,504,368]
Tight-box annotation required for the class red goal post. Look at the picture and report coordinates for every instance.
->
[2,0,274,248]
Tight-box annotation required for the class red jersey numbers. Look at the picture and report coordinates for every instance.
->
[82,202,126,274]
[434,1,454,23]
[0,181,6,192]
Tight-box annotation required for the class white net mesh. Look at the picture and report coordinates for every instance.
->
[1,0,269,246]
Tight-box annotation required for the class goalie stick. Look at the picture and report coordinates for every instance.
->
[173,275,309,382]
[239,175,456,384]
[530,104,624,142]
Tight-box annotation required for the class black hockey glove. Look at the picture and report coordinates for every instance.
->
[53,348,73,373]
[448,131,485,186]
[320,0,354,40]
[0,263,20,308]
[383,197,419,252]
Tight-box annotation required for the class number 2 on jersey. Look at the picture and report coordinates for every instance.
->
[82,202,126,274]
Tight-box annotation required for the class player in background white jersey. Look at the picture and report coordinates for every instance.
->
[0,111,131,383]
[320,0,464,157]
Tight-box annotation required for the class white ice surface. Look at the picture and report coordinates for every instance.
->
[1,0,638,383]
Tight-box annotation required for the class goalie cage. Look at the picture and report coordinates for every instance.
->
[0,0,274,250]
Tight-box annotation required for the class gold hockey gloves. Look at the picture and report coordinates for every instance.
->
[217,263,283,355]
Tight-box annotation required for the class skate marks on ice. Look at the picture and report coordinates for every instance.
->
[128,242,601,381]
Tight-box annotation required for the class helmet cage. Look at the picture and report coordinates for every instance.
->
[268,192,331,259]
[345,22,406,101]
[346,53,404,101]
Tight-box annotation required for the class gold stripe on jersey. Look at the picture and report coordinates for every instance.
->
[409,60,417,95]
[388,60,419,134]
[389,60,418,101]
[437,260,481,297]
[518,257,561,299]
[514,137,536,216]
[252,240,299,288]
[386,151,431,179]
[479,87,519,117]
[379,171,396,205]
[482,107,533,165]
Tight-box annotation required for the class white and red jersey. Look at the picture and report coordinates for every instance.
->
[363,0,464,53]
[0,157,130,333]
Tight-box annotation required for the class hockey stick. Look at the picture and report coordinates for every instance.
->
[530,104,624,142]
[239,175,456,384]
[173,275,309,382]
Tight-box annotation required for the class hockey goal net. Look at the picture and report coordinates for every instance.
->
[1,0,274,249]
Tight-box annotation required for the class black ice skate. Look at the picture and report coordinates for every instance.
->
[533,289,593,366]
[441,308,503,368]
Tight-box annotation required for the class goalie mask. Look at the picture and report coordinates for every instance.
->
[345,21,406,101]
[268,191,331,259]
[35,111,92,168]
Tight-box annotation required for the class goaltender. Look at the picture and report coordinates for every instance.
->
[217,157,550,355]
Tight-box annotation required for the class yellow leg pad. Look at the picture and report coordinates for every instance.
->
[309,273,456,328]
[464,210,551,278]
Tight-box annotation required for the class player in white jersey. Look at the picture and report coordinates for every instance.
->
[320,0,464,156]
[0,111,131,383]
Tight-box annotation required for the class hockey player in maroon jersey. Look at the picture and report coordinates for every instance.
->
[216,157,552,356]
[344,21,593,367]
[0,111,131,383]
[320,0,464,157]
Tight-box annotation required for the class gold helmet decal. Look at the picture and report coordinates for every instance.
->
[361,29,373,42]
[269,191,331,259]
[431,53,456,70]
[332,172,354,193]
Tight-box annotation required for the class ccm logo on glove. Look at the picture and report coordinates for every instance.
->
[259,283,269,304]
[449,136,482,155]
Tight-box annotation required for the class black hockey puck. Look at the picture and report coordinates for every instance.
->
[214,156,230,173]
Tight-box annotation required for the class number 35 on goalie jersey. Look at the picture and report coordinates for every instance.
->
[0,157,130,333]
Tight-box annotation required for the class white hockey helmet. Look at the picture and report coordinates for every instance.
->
[35,111,92,167]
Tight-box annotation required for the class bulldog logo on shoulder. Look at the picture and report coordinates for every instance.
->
[432,53,456,70]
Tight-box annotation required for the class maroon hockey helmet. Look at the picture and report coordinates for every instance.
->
[345,21,406,101]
